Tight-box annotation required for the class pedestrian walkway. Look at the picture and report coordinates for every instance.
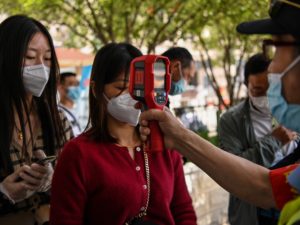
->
[184,163,229,225]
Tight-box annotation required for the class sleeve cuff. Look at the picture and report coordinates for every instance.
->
[269,164,299,209]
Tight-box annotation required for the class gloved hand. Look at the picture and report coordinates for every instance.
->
[34,150,54,192]
[0,163,47,204]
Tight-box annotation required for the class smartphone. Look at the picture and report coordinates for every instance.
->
[35,156,57,165]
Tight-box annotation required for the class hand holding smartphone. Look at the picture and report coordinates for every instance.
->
[35,156,57,165]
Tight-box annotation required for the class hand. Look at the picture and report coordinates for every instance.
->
[139,107,186,149]
[0,165,43,203]
[33,150,54,192]
[271,126,298,146]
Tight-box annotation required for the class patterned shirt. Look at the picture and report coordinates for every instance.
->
[0,110,73,215]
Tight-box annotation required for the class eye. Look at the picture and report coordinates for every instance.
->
[44,57,52,61]
[26,55,35,60]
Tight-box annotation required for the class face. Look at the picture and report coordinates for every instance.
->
[268,35,300,104]
[182,61,196,83]
[248,71,269,97]
[103,72,128,99]
[170,60,196,83]
[59,75,79,99]
[24,32,51,68]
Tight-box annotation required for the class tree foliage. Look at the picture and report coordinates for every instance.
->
[0,0,216,53]
[0,0,270,107]
[190,0,269,109]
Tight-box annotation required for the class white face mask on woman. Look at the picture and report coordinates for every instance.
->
[104,93,141,126]
[22,64,50,97]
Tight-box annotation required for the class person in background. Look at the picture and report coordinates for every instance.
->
[50,43,197,225]
[218,53,298,225]
[139,2,300,225]
[161,47,196,95]
[58,72,82,136]
[0,15,73,225]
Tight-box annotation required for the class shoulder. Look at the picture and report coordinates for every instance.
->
[220,99,248,123]
[58,108,74,140]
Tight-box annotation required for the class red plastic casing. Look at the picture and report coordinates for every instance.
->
[129,55,170,152]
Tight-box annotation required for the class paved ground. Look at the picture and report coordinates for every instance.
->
[184,163,229,225]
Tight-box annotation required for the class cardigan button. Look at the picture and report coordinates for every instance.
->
[140,206,145,211]
[136,147,141,152]
[136,166,141,171]
[143,185,147,190]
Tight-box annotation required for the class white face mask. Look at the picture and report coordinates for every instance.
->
[104,93,141,126]
[249,95,269,109]
[23,64,50,97]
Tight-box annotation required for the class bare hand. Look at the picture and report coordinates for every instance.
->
[272,126,298,146]
[139,107,186,149]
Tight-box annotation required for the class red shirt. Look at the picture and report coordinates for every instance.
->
[50,134,197,225]
[269,164,300,209]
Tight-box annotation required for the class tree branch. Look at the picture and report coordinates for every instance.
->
[85,0,108,43]
[199,36,228,109]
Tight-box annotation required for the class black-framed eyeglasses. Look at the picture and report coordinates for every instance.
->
[269,0,300,17]
[262,39,300,59]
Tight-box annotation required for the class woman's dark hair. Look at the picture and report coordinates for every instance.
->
[87,43,142,142]
[0,15,67,174]
[244,53,271,86]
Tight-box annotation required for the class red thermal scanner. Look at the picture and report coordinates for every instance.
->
[129,55,171,152]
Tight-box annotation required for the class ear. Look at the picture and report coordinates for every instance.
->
[170,60,182,82]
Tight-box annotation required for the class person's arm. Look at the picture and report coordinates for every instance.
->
[170,152,197,225]
[50,141,87,225]
[218,113,280,166]
[139,107,276,209]
[178,128,275,209]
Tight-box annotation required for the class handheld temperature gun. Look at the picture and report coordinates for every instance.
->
[129,55,170,152]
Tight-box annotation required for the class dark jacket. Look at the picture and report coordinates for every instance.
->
[218,98,282,225]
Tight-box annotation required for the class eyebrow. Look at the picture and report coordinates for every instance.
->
[27,48,51,52]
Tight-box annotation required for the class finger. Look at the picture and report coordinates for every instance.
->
[31,163,48,175]
[139,109,165,123]
[8,165,33,182]
[140,134,148,142]
[34,149,47,159]
[19,172,43,186]
[22,182,39,191]
[163,106,172,113]
[24,165,46,179]
[139,126,151,136]
[140,120,149,127]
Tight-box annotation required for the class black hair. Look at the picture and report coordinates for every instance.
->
[162,47,194,68]
[60,72,77,83]
[0,15,66,174]
[87,43,142,142]
[244,53,271,86]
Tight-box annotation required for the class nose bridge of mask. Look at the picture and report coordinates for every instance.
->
[104,93,136,105]
[24,64,50,78]
[23,64,50,97]
[117,93,137,106]
[105,92,141,126]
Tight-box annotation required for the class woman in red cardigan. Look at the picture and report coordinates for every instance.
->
[50,43,197,225]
